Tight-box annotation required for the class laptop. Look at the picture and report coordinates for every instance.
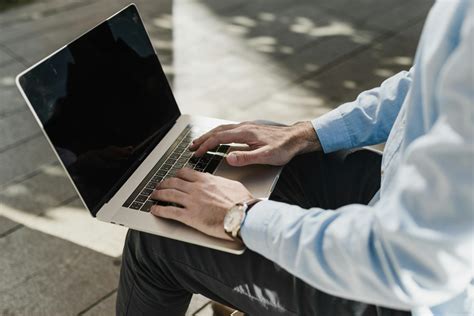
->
[15,4,281,254]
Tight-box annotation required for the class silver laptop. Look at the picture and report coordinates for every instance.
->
[15,4,281,254]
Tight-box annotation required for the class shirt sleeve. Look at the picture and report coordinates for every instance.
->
[313,69,413,153]
[241,8,473,310]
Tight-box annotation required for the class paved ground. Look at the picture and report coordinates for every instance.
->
[0,0,433,314]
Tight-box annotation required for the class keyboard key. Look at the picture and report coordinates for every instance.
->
[157,170,167,176]
[200,153,212,163]
[146,182,157,189]
[185,162,196,169]
[140,200,154,212]
[124,125,202,211]
[162,164,173,171]
[189,156,200,164]
[153,199,171,207]
[205,159,221,173]
[217,145,230,153]
[178,141,189,148]
[170,153,180,160]
[177,157,189,164]
[181,151,193,159]
[176,131,188,141]
[165,158,176,165]
[196,161,207,169]
[130,202,142,210]
[174,161,186,169]
[141,188,153,196]
[135,195,148,203]
[174,146,186,154]
[170,165,182,172]
[151,175,163,182]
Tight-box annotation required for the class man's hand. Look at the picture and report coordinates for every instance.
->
[189,121,321,166]
[150,168,253,241]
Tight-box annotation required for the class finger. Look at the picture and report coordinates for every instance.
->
[189,124,239,150]
[193,130,250,157]
[157,177,192,193]
[226,147,270,166]
[175,167,203,182]
[150,205,187,223]
[150,188,189,206]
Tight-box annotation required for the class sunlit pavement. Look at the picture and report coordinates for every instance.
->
[0,0,433,314]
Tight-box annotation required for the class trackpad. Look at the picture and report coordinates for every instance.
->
[214,146,282,198]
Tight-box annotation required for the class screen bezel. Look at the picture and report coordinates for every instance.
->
[15,4,181,216]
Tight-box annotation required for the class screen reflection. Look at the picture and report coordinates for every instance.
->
[19,6,180,215]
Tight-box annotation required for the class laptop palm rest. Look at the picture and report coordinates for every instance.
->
[214,146,282,198]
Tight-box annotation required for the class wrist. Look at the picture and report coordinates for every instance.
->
[290,121,321,155]
[224,198,261,240]
[237,199,261,237]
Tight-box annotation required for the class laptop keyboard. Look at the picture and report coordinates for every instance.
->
[123,125,229,212]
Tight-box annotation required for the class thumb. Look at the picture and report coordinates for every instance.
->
[151,204,188,224]
[226,148,266,166]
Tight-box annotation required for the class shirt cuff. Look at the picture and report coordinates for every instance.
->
[240,200,278,252]
[312,108,352,153]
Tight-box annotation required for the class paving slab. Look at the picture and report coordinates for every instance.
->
[0,109,42,151]
[316,0,409,25]
[0,61,28,117]
[225,2,377,59]
[0,227,121,315]
[249,20,424,125]
[176,0,378,62]
[0,46,15,66]
[0,215,20,237]
[4,10,118,65]
[0,0,77,27]
[2,0,172,64]
[0,162,76,216]
[1,192,128,259]
[300,21,424,106]
[174,0,381,119]
[0,134,57,186]
[196,0,249,14]
[0,0,109,44]
[80,291,117,316]
[364,0,433,32]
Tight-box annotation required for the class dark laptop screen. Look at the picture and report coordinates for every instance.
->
[18,5,180,215]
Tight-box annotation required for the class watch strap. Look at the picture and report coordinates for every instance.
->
[232,198,262,240]
[245,198,262,209]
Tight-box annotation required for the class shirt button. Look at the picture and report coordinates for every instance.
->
[381,169,385,176]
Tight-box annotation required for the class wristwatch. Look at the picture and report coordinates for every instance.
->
[224,198,261,239]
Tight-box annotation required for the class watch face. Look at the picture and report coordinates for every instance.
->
[224,205,244,232]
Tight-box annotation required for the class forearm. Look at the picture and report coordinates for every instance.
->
[313,69,413,153]
[289,121,322,155]
[242,194,472,309]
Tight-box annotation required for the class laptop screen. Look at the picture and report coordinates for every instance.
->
[17,5,180,215]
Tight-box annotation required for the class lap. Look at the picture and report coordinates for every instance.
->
[270,148,382,209]
[119,229,380,315]
[117,149,406,316]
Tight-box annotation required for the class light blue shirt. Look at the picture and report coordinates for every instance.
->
[241,1,474,314]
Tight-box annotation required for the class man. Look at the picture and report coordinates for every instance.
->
[116,1,473,315]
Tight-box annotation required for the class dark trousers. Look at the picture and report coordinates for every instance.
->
[116,149,410,316]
